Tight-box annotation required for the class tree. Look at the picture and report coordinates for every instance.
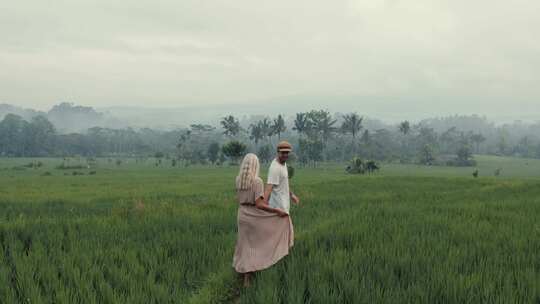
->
[360,130,371,145]
[440,127,459,154]
[398,120,412,162]
[220,115,241,138]
[298,138,323,167]
[515,136,534,157]
[399,121,410,135]
[0,114,29,156]
[207,142,220,164]
[341,113,363,139]
[417,127,438,150]
[27,115,56,156]
[307,110,337,144]
[259,118,273,143]
[222,141,247,164]
[293,113,309,137]
[258,144,273,163]
[470,133,486,154]
[304,110,337,161]
[249,122,264,148]
[457,145,473,163]
[497,132,508,155]
[271,114,287,140]
[341,113,363,155]
[419,144,435,165]
[176,130,193,166]
[154,151,164,166]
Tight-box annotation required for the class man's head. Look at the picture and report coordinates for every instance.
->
[276,141,292,164]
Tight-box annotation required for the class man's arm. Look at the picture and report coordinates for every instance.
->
[264,184,273,205]
[290,188,300,204]
[255,195,287,217]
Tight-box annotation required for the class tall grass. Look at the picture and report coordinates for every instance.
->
[0,157,539,303]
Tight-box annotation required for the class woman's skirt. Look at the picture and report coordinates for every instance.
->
[232,205,294,273]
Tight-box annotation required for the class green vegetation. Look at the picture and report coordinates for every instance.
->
[0,156,539,303]
[3,106,540,168]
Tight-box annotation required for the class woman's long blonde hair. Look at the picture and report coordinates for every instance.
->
[236,153,260,190]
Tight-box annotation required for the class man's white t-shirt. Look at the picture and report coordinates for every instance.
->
[267,158,290,214]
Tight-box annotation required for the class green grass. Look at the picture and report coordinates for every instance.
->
[381,155,540,179]
[0,156,539,303]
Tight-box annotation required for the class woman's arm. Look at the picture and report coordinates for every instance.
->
[255,196,288,217]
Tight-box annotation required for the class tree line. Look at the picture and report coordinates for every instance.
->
[1,111,540,166]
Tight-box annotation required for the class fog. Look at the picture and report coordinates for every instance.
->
[1,0,539,123]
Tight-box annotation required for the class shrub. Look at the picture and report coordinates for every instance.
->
[346,157,380,174]
[221,141,247,164]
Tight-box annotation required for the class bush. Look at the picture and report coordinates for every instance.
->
[221,141,247,164]
[346,157,380,174]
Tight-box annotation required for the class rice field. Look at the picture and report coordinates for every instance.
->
[0,156,539,303]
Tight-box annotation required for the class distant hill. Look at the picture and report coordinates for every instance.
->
[1,95,539,133]
[0,104,43,121]
[46,102,125,133]
[0,102,124,133]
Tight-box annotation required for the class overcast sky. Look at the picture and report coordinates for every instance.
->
[1,0,539,119]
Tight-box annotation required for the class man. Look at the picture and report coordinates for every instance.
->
[264,141,300,215]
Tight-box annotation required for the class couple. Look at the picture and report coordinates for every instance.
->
[232,140,300,287]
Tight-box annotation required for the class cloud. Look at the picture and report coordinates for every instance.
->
[1,0,539,118]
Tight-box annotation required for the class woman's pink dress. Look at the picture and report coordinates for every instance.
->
[232,177,294,273]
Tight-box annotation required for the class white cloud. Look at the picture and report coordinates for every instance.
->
[0,0,539,117]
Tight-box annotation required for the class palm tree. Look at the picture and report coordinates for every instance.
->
[272,114,287,140]
[259,118,273,143]
[249,122,264,149]
[398,121,410,135]
[305,110,337,161]
[341,113,363,155]
[341,113,363,141]
[398,120,411,161]
[308,110,337,144]
[220,115,240,138]
[293,113,309,137]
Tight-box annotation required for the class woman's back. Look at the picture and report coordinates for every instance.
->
[236,177,264,205]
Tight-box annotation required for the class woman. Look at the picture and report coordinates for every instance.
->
[232,153,294,287]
